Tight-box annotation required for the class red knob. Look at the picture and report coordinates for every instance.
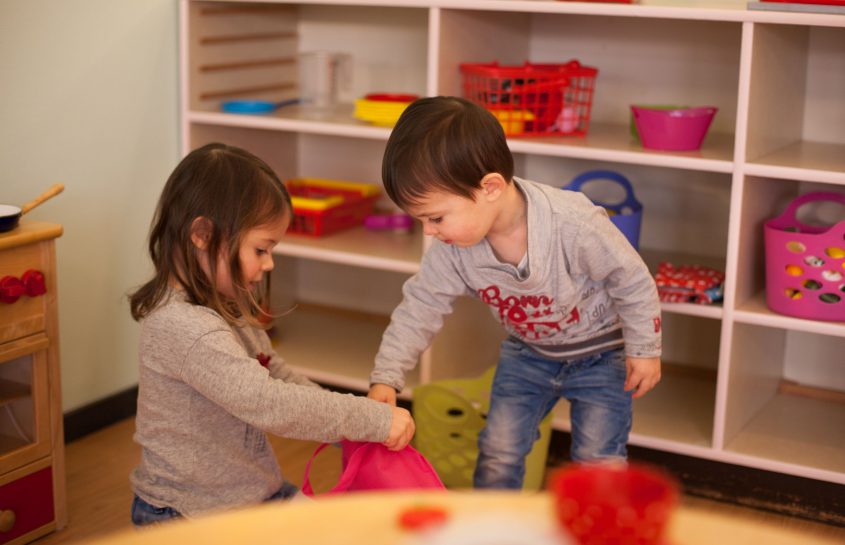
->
[21,270,47,297]
[0,276,25,304]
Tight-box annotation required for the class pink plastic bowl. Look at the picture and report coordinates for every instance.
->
[631,106,717,151]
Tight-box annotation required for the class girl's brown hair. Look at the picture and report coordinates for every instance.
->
[382,96,514,209]
[129,143,292,327]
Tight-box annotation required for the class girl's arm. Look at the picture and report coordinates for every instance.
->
[180,329,393,443]
[245,326,321,388]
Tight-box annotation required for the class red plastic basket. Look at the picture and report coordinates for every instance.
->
[285,178,380,237]
[459,60,598,137]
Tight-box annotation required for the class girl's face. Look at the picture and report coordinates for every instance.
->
[198,214,290,299]
[406,188,496,247]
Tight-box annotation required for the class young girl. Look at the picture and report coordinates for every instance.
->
[128,143,414,525]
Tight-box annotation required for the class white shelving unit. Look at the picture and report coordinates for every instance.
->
[180,0,845,485]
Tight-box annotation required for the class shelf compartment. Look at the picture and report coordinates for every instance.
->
[733,175,844,315]
[640,249,728,320]
[275,226,422,274]
[191,125,422,268]
[724,392,845,477]
[721,323,845,479]
[437,10,741,158]
[270,303,420,399]
[745,24,845,175]
[552,360,718,451]
[188,2,428,113]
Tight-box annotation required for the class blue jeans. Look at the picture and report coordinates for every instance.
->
[473,339,632,489]
[131,481,299,526]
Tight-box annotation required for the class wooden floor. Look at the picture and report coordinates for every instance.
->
[32,417,845,545]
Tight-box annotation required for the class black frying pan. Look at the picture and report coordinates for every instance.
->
[0,184,64,233]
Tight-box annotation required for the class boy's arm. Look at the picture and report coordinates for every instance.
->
[572,213,662,398]
[572,206,662,360]
[572,207,661,397]
[370,244,470,393]
[625,356,661,398]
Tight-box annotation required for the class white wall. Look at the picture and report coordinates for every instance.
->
[0,1,179,411]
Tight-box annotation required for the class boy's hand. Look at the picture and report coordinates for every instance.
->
[624,357,661,399]
[368,383,398,406]
[384,407,415,451]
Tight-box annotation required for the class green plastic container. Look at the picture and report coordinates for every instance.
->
[412,367,553,491]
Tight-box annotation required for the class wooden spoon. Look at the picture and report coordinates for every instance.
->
[21,183,64,215]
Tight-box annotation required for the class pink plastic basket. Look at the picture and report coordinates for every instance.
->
[764,192,845,322]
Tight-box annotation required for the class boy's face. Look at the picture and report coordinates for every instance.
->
[406,188,494,248]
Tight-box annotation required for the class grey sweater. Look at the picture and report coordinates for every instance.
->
[131,291,392,517]
[371,177,662,392]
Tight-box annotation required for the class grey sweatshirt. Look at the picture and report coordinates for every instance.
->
[131,290,392,517]
[371,177,662,392]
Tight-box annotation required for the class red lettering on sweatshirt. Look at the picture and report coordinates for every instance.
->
[477,285,565,340]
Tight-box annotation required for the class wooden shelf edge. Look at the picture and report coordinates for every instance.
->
[779,379,845,405]
[273,243,420,274]
[194,0,845,26]
[743,162,845,186]
[286,365,414,400]
[187,110,391,141]
[733,308,845,339]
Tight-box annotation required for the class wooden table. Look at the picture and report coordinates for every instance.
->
[88,491,844,545]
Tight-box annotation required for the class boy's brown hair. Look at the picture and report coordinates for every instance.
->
[382,96,514,209]
[129,143,292,327]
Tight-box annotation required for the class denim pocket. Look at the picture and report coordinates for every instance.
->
[131,495,182,526]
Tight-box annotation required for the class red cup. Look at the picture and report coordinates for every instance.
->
[550,463,678,545]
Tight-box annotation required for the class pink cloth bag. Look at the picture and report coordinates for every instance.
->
[301,440,445,496]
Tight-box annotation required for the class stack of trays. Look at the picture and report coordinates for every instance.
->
[354,93,418,127]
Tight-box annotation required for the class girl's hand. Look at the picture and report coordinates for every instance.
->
[384,407,415,451]
[624,356,661,399]
[368,383,398,406]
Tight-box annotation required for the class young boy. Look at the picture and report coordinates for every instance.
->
[368,96,662,489]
